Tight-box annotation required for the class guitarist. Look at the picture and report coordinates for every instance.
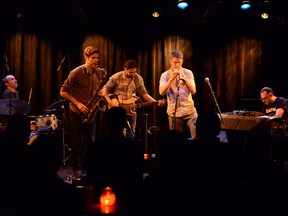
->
[103,59,165,139]
[60,46,106,177]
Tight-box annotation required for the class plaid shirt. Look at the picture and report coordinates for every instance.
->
[104,71,148,100]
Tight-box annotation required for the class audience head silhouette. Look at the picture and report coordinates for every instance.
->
[27,132,62,173]
[0,113,31,155]
[105,106,127,134]
[196,111,221,140]
[245,125,272,163]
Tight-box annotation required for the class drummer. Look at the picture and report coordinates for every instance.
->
[1,74,19,99]
[0,75,21,124]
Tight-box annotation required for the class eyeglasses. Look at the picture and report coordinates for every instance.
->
[261,93,271,101]
[127,68,137,73]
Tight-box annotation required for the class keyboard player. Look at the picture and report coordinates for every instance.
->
[258,87,287,122]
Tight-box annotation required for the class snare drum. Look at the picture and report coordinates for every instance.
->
[36,114,58,130]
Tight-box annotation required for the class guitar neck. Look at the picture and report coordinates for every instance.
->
[109,97,158,115]
[120,100,157,109]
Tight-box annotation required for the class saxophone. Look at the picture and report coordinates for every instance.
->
[81,67,109,124]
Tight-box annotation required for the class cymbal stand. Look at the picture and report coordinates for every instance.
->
[172,86,180,129]
[8,99,13,115]
[136,113,159,157]
[0,54,10,94]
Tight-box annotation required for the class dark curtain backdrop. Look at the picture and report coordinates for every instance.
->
[1,22,288,139]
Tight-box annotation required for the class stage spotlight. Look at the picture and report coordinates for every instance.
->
[241,0,251,10]
[178,0,188,10]
[152,10,160,18]
[261,0,270,19]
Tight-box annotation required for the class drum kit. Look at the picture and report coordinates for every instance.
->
[0,98,71,166]
[29,100,67,133]
[31,99,71,166]
[0,99,31,132]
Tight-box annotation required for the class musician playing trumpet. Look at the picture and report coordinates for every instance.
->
[103,59,165,138]
[159,50,198,140]
[60,46,106,177]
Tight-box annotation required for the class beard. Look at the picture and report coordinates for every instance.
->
[126,73,134,78]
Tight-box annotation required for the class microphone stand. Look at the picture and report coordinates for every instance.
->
[172,86,180,129]
[206,80,224,124]
[0,54,10,94]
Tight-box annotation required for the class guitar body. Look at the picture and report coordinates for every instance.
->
[109,97,157,116]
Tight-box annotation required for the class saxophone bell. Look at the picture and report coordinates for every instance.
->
[97,97,107,112]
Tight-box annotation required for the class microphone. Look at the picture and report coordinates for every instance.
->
[108,93,120,97]
[177,79,184,88]
[205,77,211,86]
[132,93,140,100]
[175,67,184,88]
[57,55,67,71]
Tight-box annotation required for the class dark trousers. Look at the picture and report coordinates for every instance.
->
[69,109,96,171]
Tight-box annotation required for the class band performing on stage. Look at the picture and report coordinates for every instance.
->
[1,48,288,215]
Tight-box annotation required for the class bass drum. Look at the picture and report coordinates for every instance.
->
[36,114,58,130]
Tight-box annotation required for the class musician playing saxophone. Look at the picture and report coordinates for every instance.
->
[60,46,106,177]
[103,59,165,138]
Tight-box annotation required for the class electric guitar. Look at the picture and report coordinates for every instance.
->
[109,97,157,116]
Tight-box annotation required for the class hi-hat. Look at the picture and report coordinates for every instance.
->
[42,109,64,114]
[46,99,67,109]
[0,99,31,115]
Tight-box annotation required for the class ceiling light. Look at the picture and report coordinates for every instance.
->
[261,12,269,19]
[178,0,188,10]
[241,0,251,10]
[152,11,160,18]
[261,0,270,19]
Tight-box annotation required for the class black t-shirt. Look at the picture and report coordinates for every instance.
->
[262,96,287,120]
[1,88,19,100]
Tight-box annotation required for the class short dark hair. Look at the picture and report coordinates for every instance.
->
[84,46,99,57]
[124,59,137,69]
[260,87,273,94]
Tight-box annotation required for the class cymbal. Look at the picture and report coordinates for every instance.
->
[42,109,64,114]
[0,99,31,115]
[46,99,68,109]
